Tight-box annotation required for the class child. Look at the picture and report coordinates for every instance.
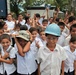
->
[39,29,46,46]
[36,23,68,75]
[64,24,76,46]
[0,34,16,75]
[57,22,67,46]
[29,27,43,56]
[63,36,76,75]
[0,21,4,36]
[14,30,38,75]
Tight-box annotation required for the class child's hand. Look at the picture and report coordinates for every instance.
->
[3,52,9,59]
[35,41,40,48]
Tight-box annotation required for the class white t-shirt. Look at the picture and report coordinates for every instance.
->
[63,45,76,72]
[36,44,68,75]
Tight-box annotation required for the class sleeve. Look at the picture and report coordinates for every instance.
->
[9,48,17,58]
[61,48,68,61]
[36,48,42,64]
[37,38,43,47]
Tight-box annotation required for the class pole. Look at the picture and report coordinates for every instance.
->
[7,0,10,13]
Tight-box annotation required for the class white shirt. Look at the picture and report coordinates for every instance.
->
[39,37,47,46]
[63,26,70,36]
[16,19,25,25]
[30,37,43,57]
[63,35,71,46]
[0,45,16,75]
[15,45,38,74]
[63,45,76,72]
[36,44,68,75]
[25,23,31,30]
[57,32,67,47]
[5,20,15,30]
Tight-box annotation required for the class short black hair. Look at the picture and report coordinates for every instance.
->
[70,24,76,32]
[58,22,65,27]
[35,13,40,18]
[42,19,48,23]
[20,25,28,30]
[0,34,11,43]
[68,16,75,23]
[29,27,38,33]
[25,16,30,23]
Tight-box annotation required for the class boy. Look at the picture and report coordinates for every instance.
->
[63,36,76,75]
[15,30,37,75]
[36,23,68,75]
[57,22,67,46]
[64,24,76,46]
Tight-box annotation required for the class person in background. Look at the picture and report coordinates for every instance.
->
[57,22,67,46]
[64,24,76,46]
[16,14,25,25]
[5,13,15,31]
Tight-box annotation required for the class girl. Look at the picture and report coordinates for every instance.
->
[39,29,46,46]
[0,34,17,75]
[63,36,76,75]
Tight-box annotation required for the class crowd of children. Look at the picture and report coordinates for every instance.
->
[0,8,76,75]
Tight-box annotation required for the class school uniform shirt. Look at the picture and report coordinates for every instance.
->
[57,32,67,47]
[63,35,71,46]
[63,45,76,73]
[39,37,47,46]
[63,26,70,36]
[0,45,16,75]
[36,44,68,75]
[16,19,25,25]
[25,23,31,30]
[5,20,15,30]
[15,45,38,74]
[30,37,43,57]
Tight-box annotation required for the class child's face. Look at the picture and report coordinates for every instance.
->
[7,15,12,21]
[17,38,28,47]
[71,28,76,37]
[31,31,37,40]
[3,24,8,30]
[70,41,76,51]
[46,34,58,45]
[1,38,11,50]
[0,30,3,36]
[40,31,46,40]
[42,22,48,27]
[59,26,65,32]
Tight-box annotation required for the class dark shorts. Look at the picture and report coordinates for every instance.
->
[64,70,74,75]
[0,70,17,75]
